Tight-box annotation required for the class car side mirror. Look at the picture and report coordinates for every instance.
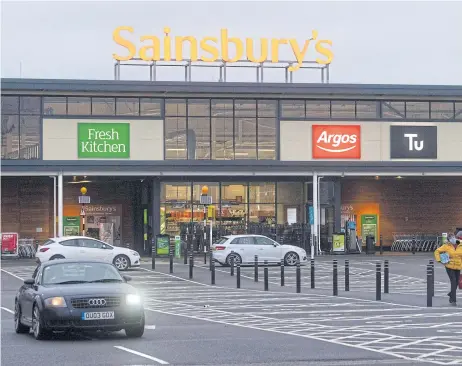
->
[24,278,35,286]
[123,275,132,282]
[273,243,278,247]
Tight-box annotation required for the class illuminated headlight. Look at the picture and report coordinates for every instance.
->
[130,250,139,257]
[44,296,67,307]
[126,294,141,305]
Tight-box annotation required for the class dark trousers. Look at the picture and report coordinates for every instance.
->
[446,267,460,303]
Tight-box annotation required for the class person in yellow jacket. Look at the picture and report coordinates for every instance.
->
[434,233,462,305]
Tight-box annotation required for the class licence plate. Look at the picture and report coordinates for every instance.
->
[81,311,115,320]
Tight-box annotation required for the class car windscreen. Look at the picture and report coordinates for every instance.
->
[41,262,123,285]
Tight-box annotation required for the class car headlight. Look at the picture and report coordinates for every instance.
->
[44,296,67,307]
[130,250,139,256]
[126,294,141,305]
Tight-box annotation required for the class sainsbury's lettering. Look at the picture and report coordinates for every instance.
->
[113,27,334,71]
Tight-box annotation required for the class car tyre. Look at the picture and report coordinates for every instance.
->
[32,304,52,340]
[14,301,30,334]
[284,252,299,266]
[49,255,65,260]
[226,253,242,266]
[114,255,130,271]
[125,314,145,338]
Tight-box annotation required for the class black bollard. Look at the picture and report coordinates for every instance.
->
[169,249,174,274]
[189,254,193,279]
[345,259,350,292]
[264,260,269,291]
[254,255,259,282]
[237,263,241,289]
[280,259,285,287]
[211,260,215,285]
[376,262,381,300]
[384,260,389,294]
[310,259,315,289]
[204,250,207,264]
[209,248,213,271]
[333,259,338,296]
[412,236,416,255]
[230,256,235,276]
[427,264,432,307]
[429,259,434,297]
[296,260,301,293]
[380,234,383,255]
[183,244,188,265]
[151,251,156,270]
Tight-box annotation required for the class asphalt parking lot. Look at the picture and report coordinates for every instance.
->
[2,254,461,366]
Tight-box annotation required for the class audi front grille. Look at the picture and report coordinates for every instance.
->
[70,296,121,309]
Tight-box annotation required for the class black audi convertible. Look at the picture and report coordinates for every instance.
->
[14,259,145,340]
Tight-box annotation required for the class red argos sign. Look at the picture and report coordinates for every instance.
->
[312,125,361,159]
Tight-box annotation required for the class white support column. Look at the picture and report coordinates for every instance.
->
[53,176,57,238]
[58,172,64,237]
[313,172,318,258]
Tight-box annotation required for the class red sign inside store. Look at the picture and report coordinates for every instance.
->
[1,232,19,255]
[312,125,361,159]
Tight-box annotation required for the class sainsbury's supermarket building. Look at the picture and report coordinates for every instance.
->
[2,76,462,254]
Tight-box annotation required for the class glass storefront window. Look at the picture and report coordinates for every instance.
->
[68,97,91,115]
[116,98,139,116]
[161,183,191,202]
[431,102,454,119]
[20,96,41,115]
[221,183,247,203]
[277,182,303,204]
[92,97,115,115]
[257,117,276,160]
[165,117,187,159]
[277,204,303,225]
[140,98,162,116]
[249,182,275,203]
[192,183,219,204]
[249,204,275,224]
[1,96,19,114]
[188,117,210,159]
[211,117,234,160]
[234,117,257,159]
[165,99,186,116]
[1,115,19,159]
[43,97,67,115]
[19,116,40,159]
[161,204,193,236]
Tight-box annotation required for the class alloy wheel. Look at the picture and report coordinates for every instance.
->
[228,253,241,265]
[14,303,20,329]
[114,256,128,270]
[32,307,40,338]
[285,252,299,266]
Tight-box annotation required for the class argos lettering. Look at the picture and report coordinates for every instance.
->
[312,125,361,159]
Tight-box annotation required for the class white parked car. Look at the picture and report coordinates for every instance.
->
[212,235,308,266]
[35,236,140,271]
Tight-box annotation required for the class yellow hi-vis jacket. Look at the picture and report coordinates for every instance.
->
[434,243,462,270]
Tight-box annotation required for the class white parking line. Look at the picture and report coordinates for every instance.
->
[1,307,14,314]
[114,346,169,364]
[1,269,26,281]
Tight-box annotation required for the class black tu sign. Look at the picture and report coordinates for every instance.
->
[390,126,437,159]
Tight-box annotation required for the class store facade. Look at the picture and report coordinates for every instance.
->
[2,78,462,254]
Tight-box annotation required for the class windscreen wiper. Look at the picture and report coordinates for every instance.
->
[54,280,89,284]
[88,279,123,283]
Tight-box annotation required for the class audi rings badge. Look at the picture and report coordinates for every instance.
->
[88,298,107,306]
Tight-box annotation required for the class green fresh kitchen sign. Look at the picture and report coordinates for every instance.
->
[78,123,130,158]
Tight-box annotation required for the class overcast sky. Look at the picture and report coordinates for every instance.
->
[2,1,462,85]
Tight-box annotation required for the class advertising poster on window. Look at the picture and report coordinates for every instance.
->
[84,205,122,246]
[361,214,378,241]
[332,233,345,253]
[63,216,81,236]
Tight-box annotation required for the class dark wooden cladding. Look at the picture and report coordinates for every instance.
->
[1,177,137,247]
[1,177,52,241]
[342,178,462,245]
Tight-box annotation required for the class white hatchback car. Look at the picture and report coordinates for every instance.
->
[212,235,308,266]
[35,236,141,271]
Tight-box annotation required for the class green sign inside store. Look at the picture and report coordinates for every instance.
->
[78,123,130,158]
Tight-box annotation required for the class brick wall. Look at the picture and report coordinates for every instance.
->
[341,177,462,246]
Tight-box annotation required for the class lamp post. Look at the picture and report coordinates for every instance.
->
[78,186,90,236]
[200,186,213,253]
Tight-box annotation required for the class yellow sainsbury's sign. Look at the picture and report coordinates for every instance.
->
[112,26,333,72]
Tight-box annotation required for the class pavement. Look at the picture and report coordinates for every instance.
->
[2,253,462,366]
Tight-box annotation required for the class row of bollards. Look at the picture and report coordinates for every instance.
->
[154,249,436,307]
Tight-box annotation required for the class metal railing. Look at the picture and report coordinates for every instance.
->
[390,233,439,252]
